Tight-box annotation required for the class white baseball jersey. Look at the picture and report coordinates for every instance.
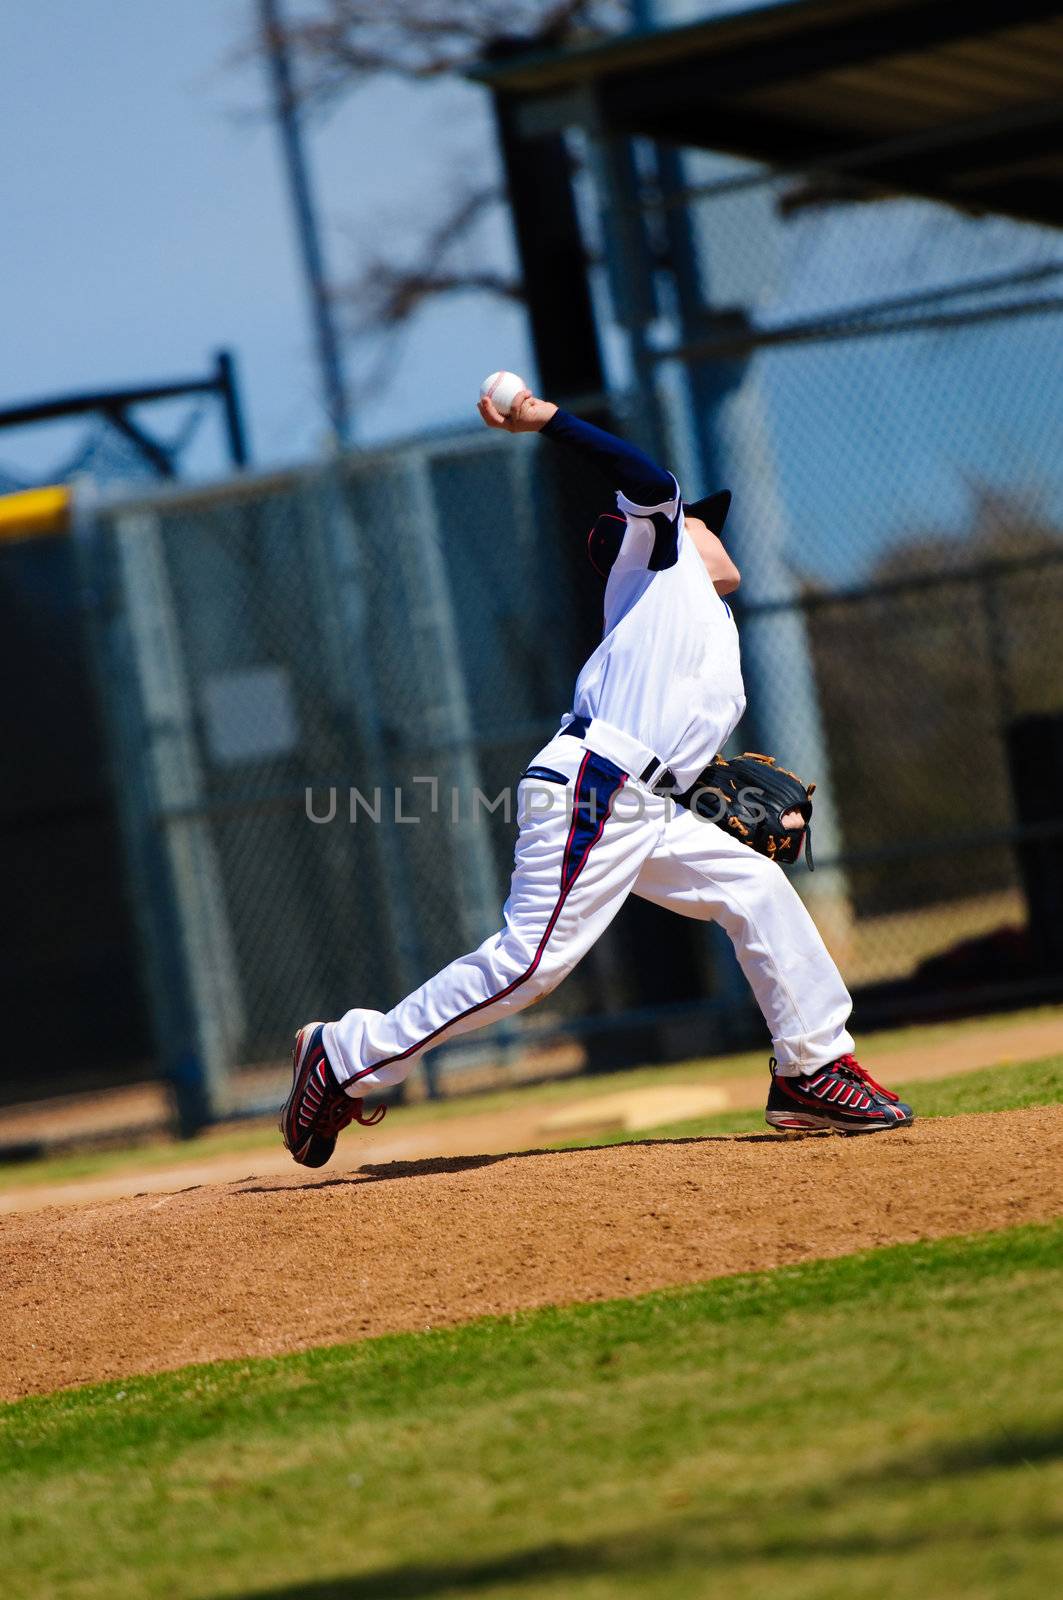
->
[574,477,747,788]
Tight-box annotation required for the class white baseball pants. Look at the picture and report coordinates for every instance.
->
[324,733,855,1093]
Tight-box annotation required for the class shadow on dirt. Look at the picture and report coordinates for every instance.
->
[237,1133,787,1194]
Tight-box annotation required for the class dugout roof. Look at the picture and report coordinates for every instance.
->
[471,0,1063,231]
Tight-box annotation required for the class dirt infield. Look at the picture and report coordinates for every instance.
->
[3,1008,1060,1217]
[2,1105,1060,1402]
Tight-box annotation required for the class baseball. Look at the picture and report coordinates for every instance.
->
[479,370,526,415]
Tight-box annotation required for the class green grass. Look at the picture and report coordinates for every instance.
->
[2,1223,1062,1600]
[558,1053,1063,1147]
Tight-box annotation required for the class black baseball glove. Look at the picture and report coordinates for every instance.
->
[677,752,816,869]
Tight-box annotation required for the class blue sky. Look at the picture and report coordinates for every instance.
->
[1,1,1060,584]
[0,0,530,481]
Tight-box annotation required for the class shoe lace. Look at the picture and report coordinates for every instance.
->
[834,1053,899,1102]
[352,1100,387,1127]
[316,1096,360,1137]
[318,1095,388,1133]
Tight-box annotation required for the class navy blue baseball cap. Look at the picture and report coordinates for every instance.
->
[587,490,732,577]
[683,490,732,532]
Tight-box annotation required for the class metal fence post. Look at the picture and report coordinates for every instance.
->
[399,454,504,955]
[111,509,245,1125]
[305,462,426,994]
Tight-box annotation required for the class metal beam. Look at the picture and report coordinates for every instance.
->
[214,350,249,469]
[470,1,1063,230]
[103,406,176,479]
[470,0,1063,96]
[0,351,250,480]
[601,0,1063,116]
[608,96,1063,228]
[661,288,1063,368]
[0,373,234,431]
[632,97,1063,207]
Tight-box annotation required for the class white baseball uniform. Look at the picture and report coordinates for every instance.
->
[324,414,854,1093]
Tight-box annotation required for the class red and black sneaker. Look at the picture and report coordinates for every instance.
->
[280,1023,386,1168]
[765,1054,914,1136]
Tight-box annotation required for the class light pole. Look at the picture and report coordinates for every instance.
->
[259,0,351,444]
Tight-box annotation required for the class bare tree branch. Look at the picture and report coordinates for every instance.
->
[347,265,524,328]
[241,1,625,394]
[336,182,523,334]
[336,178,526,407]
[250,0,625,108]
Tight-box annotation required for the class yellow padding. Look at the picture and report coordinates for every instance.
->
[0,485,71,542]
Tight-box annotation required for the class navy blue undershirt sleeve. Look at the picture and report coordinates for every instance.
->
[540,409,676,507]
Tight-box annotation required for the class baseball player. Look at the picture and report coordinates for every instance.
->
[282,391,913,1166]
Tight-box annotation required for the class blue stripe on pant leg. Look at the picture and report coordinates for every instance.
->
[561,752,627,893]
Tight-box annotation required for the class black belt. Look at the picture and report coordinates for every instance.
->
[562,715,677,795]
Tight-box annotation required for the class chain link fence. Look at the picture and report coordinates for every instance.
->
[659,159,1063,1008]
[68,178,1063,1130]
[77,431,616,1126]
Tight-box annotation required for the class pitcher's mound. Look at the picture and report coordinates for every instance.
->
[2,1105,1060,1401]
